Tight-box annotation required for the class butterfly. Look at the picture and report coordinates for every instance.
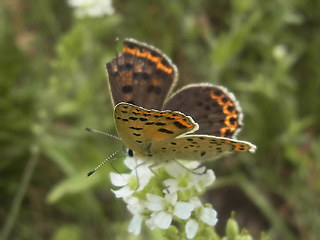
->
[106,38,256,162]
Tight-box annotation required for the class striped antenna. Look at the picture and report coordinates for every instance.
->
[87,149,123,177]
[85,127,121,141]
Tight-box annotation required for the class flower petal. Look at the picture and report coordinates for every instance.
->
[200,169,216,187]
[124,156,139,169]
[136,166,153,191]
[111,185,134,198]
[193,166,206,174]
[146,194,163,211]
[189,197,202,209]
[146,193,163,203]
[165,192,177,205]
[186,219,199,239]
[165,161,185,178]
[145,217,156,229]
[146,201,163,211]
[127,198,145,215]
[200,207,218,226]
[153,211,172,229]
[123,196,138,205]
[174,202,194,219]
[162,179,178,193]
[110,172,129,186]
[128,215,143,235]
[181,161,200,169]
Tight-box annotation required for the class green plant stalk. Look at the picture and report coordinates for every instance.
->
[237,174,296,240]
[0,145,39,240]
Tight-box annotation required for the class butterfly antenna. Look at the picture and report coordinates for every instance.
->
[85,127,121,141]
[87,149,123,177]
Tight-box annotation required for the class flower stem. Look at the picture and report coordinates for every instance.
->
[0,145,39,240]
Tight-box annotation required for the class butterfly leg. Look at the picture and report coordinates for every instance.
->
[133,157,142,191]
[173,160,205,176]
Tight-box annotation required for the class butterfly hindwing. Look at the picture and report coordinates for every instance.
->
[107,38,178,109]
[163,83,243,138]
[150,135,256,162]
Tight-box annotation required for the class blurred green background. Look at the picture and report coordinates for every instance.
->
[1,0,319,239]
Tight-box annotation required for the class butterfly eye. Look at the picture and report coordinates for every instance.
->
[128,149,134,157]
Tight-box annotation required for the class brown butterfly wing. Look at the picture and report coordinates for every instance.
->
[114,102,198,158]
[107,39,178,109]
[150,135,256,162]
[163,83,243,138]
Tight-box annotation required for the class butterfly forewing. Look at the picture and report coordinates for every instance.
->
[107,39,178,109]
[163,83,243,138]
[150,135,256,162]
[114,103,198,157]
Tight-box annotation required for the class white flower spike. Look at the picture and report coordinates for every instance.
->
[110,156,218,237]
[68,0,114,18]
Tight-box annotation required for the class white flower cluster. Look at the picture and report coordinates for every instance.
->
[68,0,114,18]
[110,156,218,239]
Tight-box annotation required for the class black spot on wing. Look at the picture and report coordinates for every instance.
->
[174,121,188,129]
[118,63,134,72]
[214,89,223,96]
[129,126,143,130]
[225,129,231,136]
[222,97,228,103]
[227,106,234,112]
[158,128,174,134]
[122,85,133,93]
[133,72,151,81]
[229,117,237,124]
[166,116,175,120]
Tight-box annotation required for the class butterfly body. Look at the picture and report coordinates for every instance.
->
[107,39,256,162]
